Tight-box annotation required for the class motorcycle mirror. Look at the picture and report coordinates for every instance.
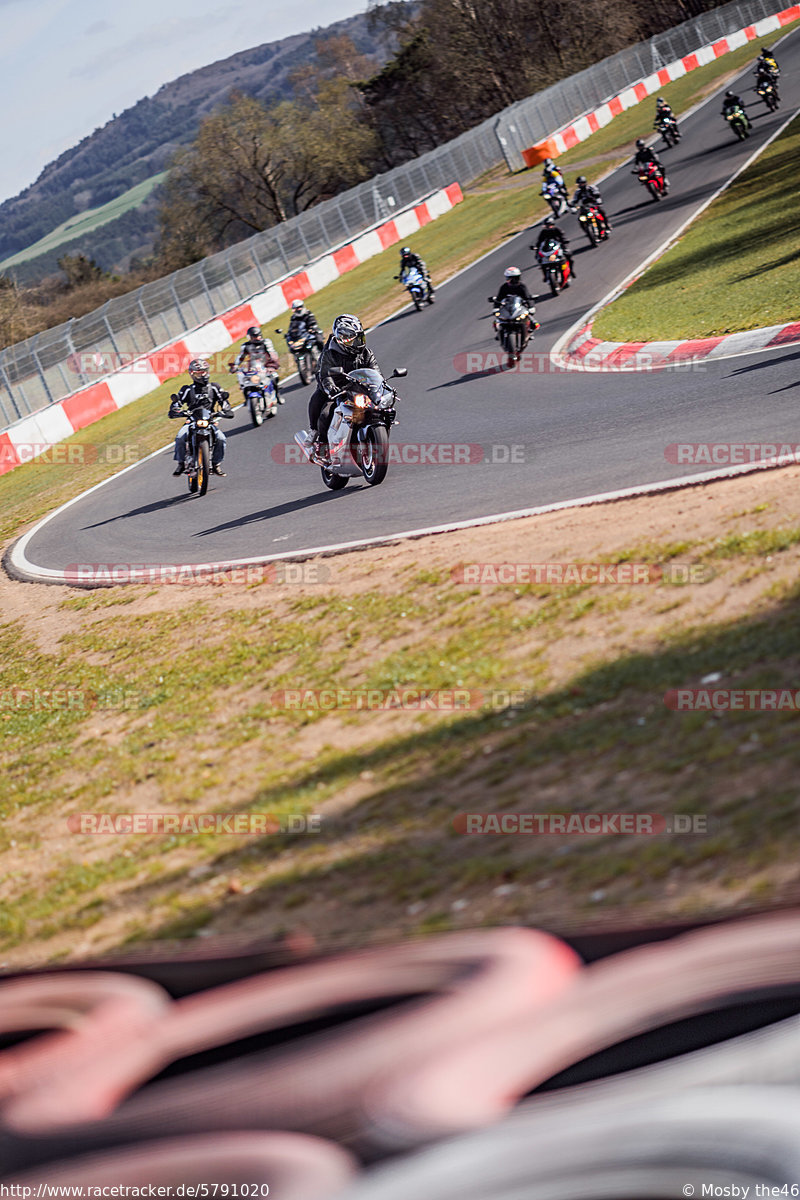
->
[391,368,408,378]
[275,327,283,333]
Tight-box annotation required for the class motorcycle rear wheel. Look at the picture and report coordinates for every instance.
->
[321,464,348,490]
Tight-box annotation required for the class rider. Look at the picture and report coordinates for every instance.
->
[721,90,752,128]
[170,359,234,477]
[531,216,576,282]
[633,138,669,192]
[490,268,538,339]
[398,247,434,301]
[231,324,283,404]
[307,314,381,461]
[654,96,678,129]
[540,157,568,206]
[570,176,612,231]
[756,47,780,77]
[287,298,325,351]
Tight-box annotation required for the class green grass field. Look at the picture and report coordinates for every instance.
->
[593,112,800,341]
[0,173,166,271]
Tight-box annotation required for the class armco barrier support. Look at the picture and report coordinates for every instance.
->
[0,185,464,479]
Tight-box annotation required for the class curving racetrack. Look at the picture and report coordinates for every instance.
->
[6,35,800,584]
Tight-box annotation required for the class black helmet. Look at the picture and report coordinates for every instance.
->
[188,358,209,385]
[246,325,262,340]
[576,175,587,185]
[636,138,646,149]
[543,215,555,227]
[332,314,365,351]
[725,90,734,99]
[401,247,412,256]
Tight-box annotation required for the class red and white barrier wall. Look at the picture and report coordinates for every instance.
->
[0,184,463,477]
[521,6,799,166]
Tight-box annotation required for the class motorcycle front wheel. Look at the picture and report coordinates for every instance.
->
[298,354,311,385]
[359,426,389,487]
[197,441,210,496]
[586,221,598,247]
[548,269,559,297]
[250,393,264,427]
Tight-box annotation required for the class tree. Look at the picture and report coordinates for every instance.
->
[57,253,106,289]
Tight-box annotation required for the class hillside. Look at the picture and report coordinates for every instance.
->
[0,9,405,278]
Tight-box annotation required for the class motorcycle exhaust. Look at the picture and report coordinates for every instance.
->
[294,431,315,462]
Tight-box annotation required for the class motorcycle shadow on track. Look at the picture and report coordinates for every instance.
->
[83,492,192,529]
[193,487,363,537]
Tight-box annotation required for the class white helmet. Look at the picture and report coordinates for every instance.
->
[291,298,306,316]
[504,266,522,279]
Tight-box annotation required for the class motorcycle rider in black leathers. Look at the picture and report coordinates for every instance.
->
[230,325,283,404]
[170,359,234,476]
[570,176,612,232]
[287,298,325,351]
[632,138,669,192]
[490,267,539,340]
[531,216,576,283]
[654,96,680,137]
[721,90,752,129]
[307,315,380,462]
[397,247,434,301]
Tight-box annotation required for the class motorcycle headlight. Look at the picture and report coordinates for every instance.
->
[353,393,370,409]
[196,420,209,428]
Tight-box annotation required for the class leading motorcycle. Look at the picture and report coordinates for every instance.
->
[295,367,407,490]
[488,294,539,364]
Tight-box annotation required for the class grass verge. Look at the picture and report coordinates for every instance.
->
[2,474,800,961]
[593,110,800,341]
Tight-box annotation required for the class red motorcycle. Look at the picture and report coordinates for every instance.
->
[634,161,667,202]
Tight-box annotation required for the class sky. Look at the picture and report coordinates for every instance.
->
[0,0,372,203]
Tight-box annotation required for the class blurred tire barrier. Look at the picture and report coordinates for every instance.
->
[0,929,578,1168]
[334,1087,800,1200]
[1,915,799,1196]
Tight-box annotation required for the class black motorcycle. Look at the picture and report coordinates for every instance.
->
[277,325,321,386]
[655,114,681,147]
[173,401,230,496]
[488,294,538,364]
[757,78,780,111]
[295,367,407,490]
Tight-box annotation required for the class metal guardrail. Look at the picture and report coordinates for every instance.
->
[0,0,781,431]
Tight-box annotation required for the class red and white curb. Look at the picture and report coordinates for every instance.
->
[558,317,800,371]
[520,5,800,166]
[0,184,463,478]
